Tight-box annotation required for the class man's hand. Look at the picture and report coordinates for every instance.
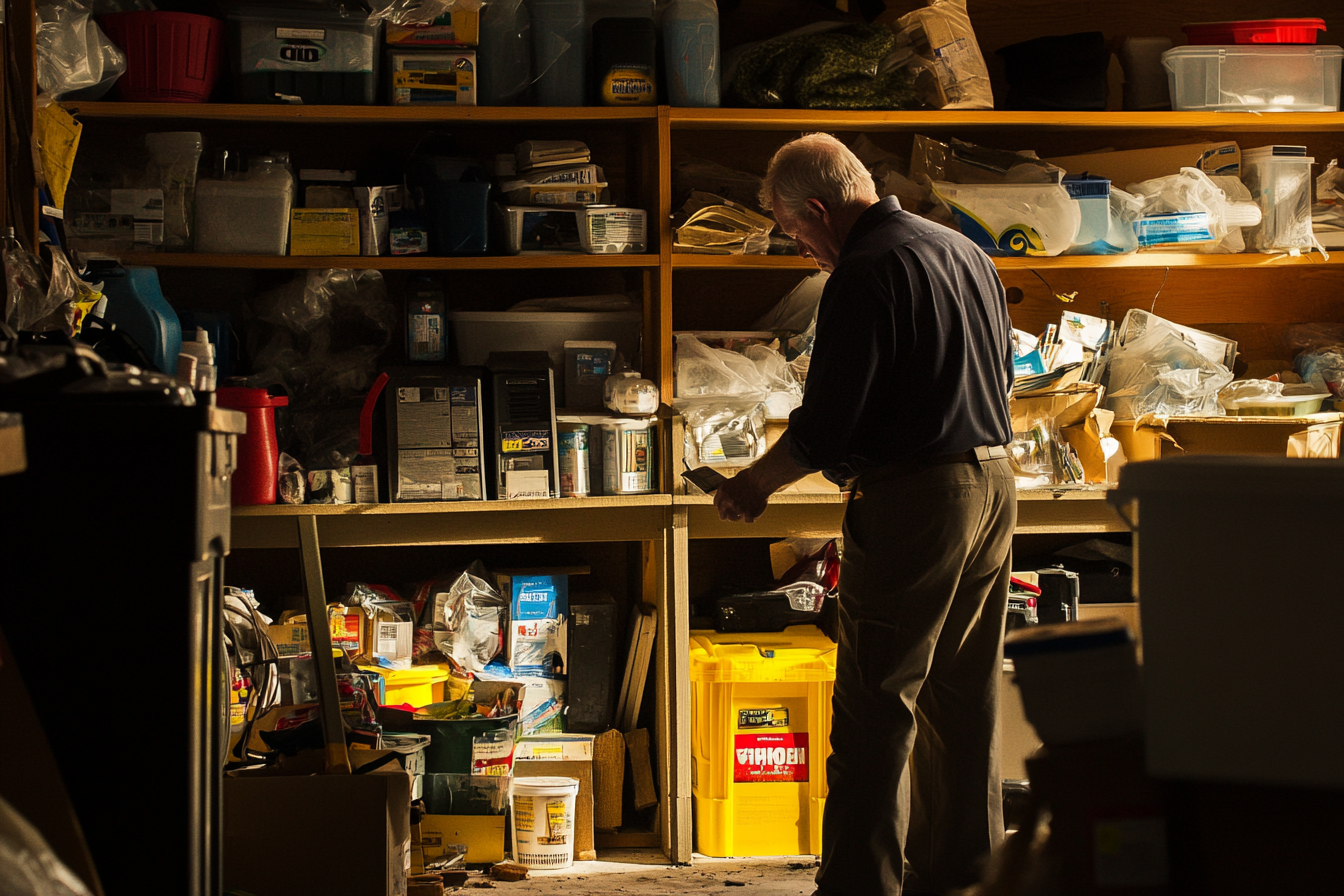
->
[715,467,770,523]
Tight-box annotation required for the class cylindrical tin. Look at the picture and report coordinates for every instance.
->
[601,417,656,495]
[558,423,591,497]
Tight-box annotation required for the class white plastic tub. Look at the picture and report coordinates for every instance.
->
[1162,44,1343,112]
[510,776,580,869]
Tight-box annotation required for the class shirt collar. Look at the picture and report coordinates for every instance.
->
[839,196,902,261]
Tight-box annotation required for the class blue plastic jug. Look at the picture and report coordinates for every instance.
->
[96,266,182,374]
[663,0,719,107]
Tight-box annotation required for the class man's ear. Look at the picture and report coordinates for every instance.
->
[805,197,829,221]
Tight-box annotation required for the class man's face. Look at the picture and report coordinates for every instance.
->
[773,196,842,272]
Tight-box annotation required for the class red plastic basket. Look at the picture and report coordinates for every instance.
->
[1183,18,1326,46]
[98,11,223,103]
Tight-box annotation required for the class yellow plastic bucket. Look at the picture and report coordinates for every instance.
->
[360,664,453,708]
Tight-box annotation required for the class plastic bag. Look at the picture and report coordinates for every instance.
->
[415,563,507,674]
[0,795,93,896]
[1103,317,1233,418]
[3,233,51,331]
[1287,323,1344,398]
[728,23,919,110]
[36,1,126,101]
[367,0,482,26]
[911,134,1063,186]
[476,0,532,105]
[673,157,765,215]
[887,0,993,110]
[1126,168,1262,253]
[26,247,102,336]
[679,398,768,467]
[1218,379,1284,410]
[674,333,770,400]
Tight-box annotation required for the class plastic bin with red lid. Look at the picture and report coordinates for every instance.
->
[1183,19,1326,46]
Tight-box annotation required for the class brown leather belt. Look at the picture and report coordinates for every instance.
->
[877,445,1009,473]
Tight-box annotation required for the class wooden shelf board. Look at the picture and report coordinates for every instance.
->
[670,109,1344,132]
[63,102,658,125]
[231,496,671,549]
[116,252,659,270]
[673,491,845,505]
[673,252,1344,272]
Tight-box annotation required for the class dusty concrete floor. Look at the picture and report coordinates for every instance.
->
[482,850,819,894]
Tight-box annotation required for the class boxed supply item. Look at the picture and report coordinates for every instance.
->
[497,205,583,254]
[228,6,382,105]
[498,574,569,677]
[389,50,476,105]
[289,208,360,255]
[580,207,647,254]
[1045,141,1241,185]
[514,734,596,860]
[386,10,481,46]
[269,605,363,657]
[65,188,165,254]
[1113,414,1343,460]
[224,751,412,896]
[416,774,509,869]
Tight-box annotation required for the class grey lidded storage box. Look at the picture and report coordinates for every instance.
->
[450,306,642,407]
[1108,456,1344,790]
[229,5,382,104]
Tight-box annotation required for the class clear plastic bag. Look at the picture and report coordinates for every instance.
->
[367,0,483,26]
[3,233,51,332]
[36,1,127,101]
[679,398,768,467]
[673,157,765,215]
[415,563,508,674]
[1287,323,1344,398]
[674,333,770,399]
[477,0,532,105]
[1103,317,1234,418]
[1126,167,1262,253]
[887,0,994,111]
[911,134,1063,186]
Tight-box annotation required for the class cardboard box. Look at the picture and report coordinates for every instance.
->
[270,605,363,657]
[1044,141,1241,187]
[415,815,506,868]
[290,208,360,256]
[1011,384,1118,484]
[390,51,476,106]
[224,753,412,896]
[1113,414,1342,461]
[514,734,595,860]
[386,10,480,46]
[498,574,568,676]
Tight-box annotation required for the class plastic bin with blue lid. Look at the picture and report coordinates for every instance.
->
[228,5,382,104]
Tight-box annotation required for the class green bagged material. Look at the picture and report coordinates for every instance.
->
[729,24,918,110]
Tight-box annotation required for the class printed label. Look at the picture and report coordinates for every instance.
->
[734,733,809,783]
[502,429,551,453]
[276,27,326,40]
[738,708,789,729]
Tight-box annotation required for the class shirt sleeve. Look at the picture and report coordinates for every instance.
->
[785,263,895,474]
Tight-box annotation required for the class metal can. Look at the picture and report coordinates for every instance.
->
[601,418,657,495]
[558,423,591,497]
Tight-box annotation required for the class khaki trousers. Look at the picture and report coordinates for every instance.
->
[815,456,1016,896]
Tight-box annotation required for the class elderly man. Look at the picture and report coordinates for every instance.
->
[714,133,1016,896]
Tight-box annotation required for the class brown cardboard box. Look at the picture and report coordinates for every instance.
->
[514,734,595,859]
[224,752,412,896]
[1011,384,1116,483]
[1113,414,1342,461]
[1044,141,1240,187]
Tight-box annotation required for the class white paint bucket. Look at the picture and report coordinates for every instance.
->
[510,776,580,869]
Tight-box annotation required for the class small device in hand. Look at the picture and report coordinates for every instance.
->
[682,466,728,495]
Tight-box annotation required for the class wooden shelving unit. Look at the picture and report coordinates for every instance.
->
[672,252,1344,271]
[118,252,660,270]
[61,101,659,125]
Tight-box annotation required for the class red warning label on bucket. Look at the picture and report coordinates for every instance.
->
[734,733,809,783]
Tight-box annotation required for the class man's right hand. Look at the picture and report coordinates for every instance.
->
[715,468,770,524]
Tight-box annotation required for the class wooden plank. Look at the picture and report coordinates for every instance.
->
[116,252,659,270]
[673,252,1344,272]
[296,515,351,775]
[616,603,657,733]
[626,728,659,811]
[233,496,670,516]
[62,101,659,125]
[669,109,1344,132]
[663,507,694,864]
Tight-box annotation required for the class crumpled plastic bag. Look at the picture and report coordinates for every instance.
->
[1127,168,1262,253]
[415,563,507,674]
[1103,317,1234,418]
[1287,322,1344,397]
[3,237,52,331]
[367,0,483,26]
[1218,379,1284,410]
[36,0,126,101]
[728,23,918,110]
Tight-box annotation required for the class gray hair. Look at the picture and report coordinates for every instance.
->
[759,133,877,218]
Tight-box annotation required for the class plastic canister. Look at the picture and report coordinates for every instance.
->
[593,17,656,105]
[662,0,720,107]
[215,386,289,505]
[532,0,586,105]
[1241,145,1316,252]
[510,776,580,869]
[557,422,591,496]
[1062,175,1111,249]
[145,132,204,250]
[602,417,656,495]
[96,266,182,374]
[932,182,1081,256]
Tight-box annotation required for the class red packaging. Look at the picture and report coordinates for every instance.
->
[1183,19,1326,45]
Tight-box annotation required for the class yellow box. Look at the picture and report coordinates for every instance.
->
[416,815,505,868]
[689,626,836,857]
[289,208,359,256]
[386,10,480,46]
[358,664,453,709]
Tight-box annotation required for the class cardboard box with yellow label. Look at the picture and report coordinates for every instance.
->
[290,208,360,256]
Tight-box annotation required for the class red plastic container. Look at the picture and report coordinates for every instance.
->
[216,387,288,506]
[1183,19,1326,46]
[98,11,224,102]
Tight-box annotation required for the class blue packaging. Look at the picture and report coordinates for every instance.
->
[503,574,569,677]
[663,0,720,107]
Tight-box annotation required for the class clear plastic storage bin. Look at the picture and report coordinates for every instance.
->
[1241,145,1316,253]
[1162,45,1343,112]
